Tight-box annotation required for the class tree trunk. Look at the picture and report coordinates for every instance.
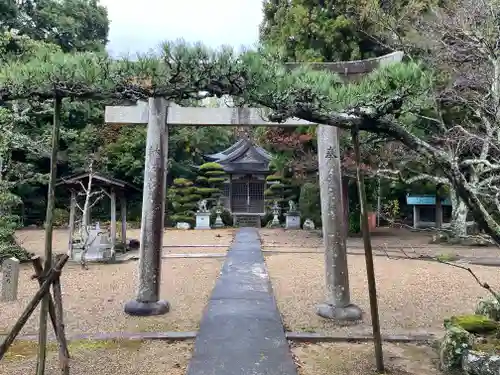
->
[450,189,468,238]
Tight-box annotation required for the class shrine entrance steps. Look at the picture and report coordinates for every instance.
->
[186,227,297,375]
[232,213,262,228]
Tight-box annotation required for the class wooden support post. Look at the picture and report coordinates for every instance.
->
[37,95,61,375]
[67,190,76,258]
[31,256,70,371]
[31,257,60,338]
[52,256,70,375]
[0,255,69,361]
[121,194,127,246]
[110,188,117,257]
[352,128,384,372]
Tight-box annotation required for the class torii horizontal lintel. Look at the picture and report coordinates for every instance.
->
[104,102,314,127]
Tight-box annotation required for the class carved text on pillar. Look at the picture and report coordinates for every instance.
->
[325,146,337,159]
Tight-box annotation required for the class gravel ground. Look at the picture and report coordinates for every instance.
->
[260,227,437,248]
[260,228,500,259]
[0,339,193,375]
[292,342,441,375]
[263,245,500,260]
[260,229,324,248]
[0,258,222,337]
[265,253,500,335]
[15,228,235,258]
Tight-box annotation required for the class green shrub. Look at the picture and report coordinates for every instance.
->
[439,326,473,371]
[265,174,285,213]
[476,297,500,321]
[209,207,233,226]
[196,162,227,208]
[348,210,361,234]
[199,162,223,171]
[0,244,34,264]
[167,178,198,226]
[0,216,33,264]
[298,182,321,227]
[266,175,282,182]
[170,214,196,226]
[52,208,69,228]
[261,212,274,227]
[0,189,32,264]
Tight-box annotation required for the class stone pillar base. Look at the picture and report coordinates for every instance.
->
[124,299,170,316]
[285,214,301,229]
[195,212,211,230]
[316,302,363,321]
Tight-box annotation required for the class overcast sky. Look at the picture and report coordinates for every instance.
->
[100,0,263,57]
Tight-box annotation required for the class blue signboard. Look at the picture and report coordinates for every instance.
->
[406,195,451,206]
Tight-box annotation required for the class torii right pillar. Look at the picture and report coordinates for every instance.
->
[317,125,362,320]
[310,51,404,321]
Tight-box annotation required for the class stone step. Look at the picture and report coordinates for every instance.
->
[233,214,261,228]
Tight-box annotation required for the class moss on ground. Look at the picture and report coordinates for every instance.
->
[445,314,498,334]
[436,253,459,262]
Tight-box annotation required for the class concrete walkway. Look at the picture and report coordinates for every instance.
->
[186,228,297,375]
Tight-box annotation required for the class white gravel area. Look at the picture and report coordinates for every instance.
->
[0,258,222,337]
[265,253,500,335]
[0,339,193,375]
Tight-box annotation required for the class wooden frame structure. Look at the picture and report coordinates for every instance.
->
[55,172,140,258]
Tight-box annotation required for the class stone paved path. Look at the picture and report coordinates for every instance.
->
[186,227,297,375]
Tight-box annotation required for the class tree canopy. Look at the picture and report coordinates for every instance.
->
[259,0,387,61]
[0,0,109,52]
[1,0,500,245]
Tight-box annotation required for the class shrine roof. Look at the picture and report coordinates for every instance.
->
[204,139,272,173]
[205,139,272,164]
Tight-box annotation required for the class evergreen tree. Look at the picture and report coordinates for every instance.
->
[259,0,388,62]
[196,162,227,208]
[168,178,200,227]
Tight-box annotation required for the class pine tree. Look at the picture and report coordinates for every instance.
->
[196,162,227,208]
[259,0,388,62]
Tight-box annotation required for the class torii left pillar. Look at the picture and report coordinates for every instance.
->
[111,97,170,316]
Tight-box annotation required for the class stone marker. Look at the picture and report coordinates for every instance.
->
[1,257,20,302]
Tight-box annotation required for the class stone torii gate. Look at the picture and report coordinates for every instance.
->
[104,51,403,318]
